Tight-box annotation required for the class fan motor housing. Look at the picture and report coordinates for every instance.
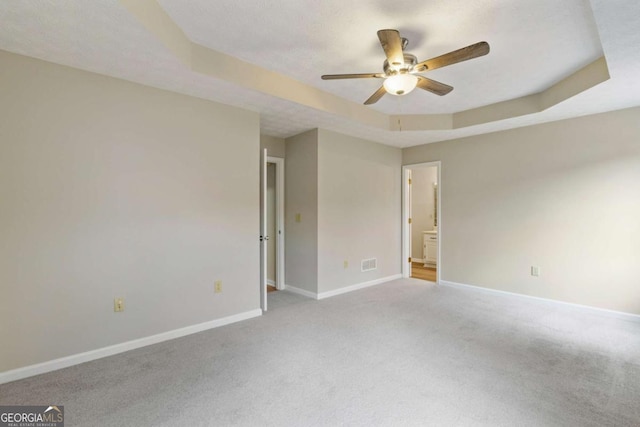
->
[384,53,418,75]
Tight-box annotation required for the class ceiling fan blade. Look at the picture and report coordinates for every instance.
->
[415,41,490,72]
[377,29,405,68]
[321,73,385,80]
[364,86,387,105]
[416,76,453,96]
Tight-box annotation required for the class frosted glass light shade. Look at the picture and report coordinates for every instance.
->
[383,74,418,96]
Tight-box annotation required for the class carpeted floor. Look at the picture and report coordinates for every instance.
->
[2,278,640,426]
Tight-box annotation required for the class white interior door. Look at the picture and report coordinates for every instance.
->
[407,169,412,271]
[260,148,268,311]
[402,167,412,278]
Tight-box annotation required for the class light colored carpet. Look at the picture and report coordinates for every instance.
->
[2,278,640,426]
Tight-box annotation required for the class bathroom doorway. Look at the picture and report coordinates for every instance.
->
[402,162,440,283]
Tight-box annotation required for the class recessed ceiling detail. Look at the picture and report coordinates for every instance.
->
[1,0,637,147]
[120,0,609,134]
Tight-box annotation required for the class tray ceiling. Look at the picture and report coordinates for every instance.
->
[0,0,639,147]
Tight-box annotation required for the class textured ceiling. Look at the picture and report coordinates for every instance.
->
[158,0,603,115]
[0,0,639,147]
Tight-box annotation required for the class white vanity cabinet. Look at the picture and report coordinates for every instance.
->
[423,231,438,267]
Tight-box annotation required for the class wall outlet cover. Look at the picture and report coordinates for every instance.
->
[114,298,125,312]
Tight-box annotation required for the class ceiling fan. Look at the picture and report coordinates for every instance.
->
[321,29,490,105]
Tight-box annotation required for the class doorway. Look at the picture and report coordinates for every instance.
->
[402,162,440,283]
[266,157,285,292]
[260,153,285,311]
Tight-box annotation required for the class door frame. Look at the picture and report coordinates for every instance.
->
[402,161,441,283]
[260,149,267,311]
[267,156,285,290]
[406,169,412,268]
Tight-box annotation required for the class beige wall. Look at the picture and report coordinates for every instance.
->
[284,130,318,292]
[285,128,402,295]
[317,130,402,292]
[403,107,640,315]
[261,135,286,158]
[0,50,260,372]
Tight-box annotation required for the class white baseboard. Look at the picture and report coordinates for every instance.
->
[285,274,402,301]
[267,279,275,286]
[440,280,640,324]
[411,258,424,263]
[317,274,402,300]
[284,284,317,299]
[0,309,263,385]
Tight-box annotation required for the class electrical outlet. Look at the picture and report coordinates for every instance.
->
[343,260,348,269]
[531,266,540,277]
[114,298,125,312]
[214,280,222,293]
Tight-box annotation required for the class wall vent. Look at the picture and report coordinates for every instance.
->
[361,258,377,272]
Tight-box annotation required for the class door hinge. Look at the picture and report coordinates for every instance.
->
[408,178,412,185]
[408,257,412,263]
[408,217,412,224]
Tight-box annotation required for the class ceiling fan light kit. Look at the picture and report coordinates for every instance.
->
[321,29,490,105]
[383,73,418,95]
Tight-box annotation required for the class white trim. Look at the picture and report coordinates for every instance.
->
[285,275,402,301]
[267,279,276,286]
[401,166,413,278]
[436,163,441,284]
[440,280,640,323]
[284,284,317,299]
[411,258,424,263]
[317,274,402,300]
[260,148,267,311]
[0,309,262,385]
